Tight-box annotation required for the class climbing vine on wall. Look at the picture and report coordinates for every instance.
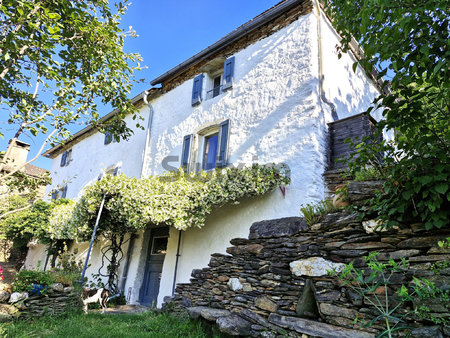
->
[73,164,290,238]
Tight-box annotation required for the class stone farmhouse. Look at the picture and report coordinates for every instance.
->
[25,0,383,307]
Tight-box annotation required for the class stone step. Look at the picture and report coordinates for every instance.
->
[268,313,374,338]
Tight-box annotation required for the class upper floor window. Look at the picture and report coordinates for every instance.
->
[60,150,72,167]
[181,119,230,172]
[104,131,114,145]
[191,56,235,106]
[51,185,67,199]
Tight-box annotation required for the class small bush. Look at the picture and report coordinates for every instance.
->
[13,270,55,294]
[353,167,385,181]
[300,200,338,226]
[13,268,81,294]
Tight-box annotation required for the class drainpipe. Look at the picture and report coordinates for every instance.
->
[118,233,136,294]
[171,230,182,296]
[80,193,106,284]
[315,0,338,122]
[140,90,154,178]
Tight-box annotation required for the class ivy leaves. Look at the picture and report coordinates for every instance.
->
[72,165,290,239]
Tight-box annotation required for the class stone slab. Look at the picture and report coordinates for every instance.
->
[249,217,307,239]
[268,314,374,338]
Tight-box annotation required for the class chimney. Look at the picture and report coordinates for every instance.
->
[6,139,30,169]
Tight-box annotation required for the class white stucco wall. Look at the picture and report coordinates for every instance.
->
[46,105,150,200]
[25,6,382,309]
[144,10,381,307]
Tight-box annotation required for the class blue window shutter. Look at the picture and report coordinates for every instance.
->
[60,151,67,167]
[51,190,58,200]
[97,173,104,181]
[217,120,230,168]
[113,167,120,176]
[181,134,192,172]
[191,74,204,106]
[104,132,112,145]
[62,185,68,198]
[222,56,235,91]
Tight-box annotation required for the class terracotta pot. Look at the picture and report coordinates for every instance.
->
[333,184,349,208]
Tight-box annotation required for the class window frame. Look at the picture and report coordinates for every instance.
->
[60,149,72,167]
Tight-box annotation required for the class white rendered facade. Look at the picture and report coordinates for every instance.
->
[25,4,381,307]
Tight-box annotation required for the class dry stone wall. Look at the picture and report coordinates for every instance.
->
[0,284,81,321]
[166,208,449,337]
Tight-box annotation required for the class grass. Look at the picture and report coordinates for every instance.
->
[0,311,224,338]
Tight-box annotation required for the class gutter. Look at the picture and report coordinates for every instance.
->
[140,90,154,178]
[314,0,338,121]
[171,230,182,296]
[150,0,304,86]
[43,91,149,159]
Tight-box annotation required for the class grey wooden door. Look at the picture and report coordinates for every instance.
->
[140,227,169,307]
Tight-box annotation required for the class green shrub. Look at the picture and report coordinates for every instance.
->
[300,200,338,226]
[12,270,56,294]
[353,167,385,181]
[13,267,81,294]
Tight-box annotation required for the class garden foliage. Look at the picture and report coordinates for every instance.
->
[324,0,449,229]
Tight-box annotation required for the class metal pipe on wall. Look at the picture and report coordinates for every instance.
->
[172,230,182,296]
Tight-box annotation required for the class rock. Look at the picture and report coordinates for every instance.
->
[0,304,19,322]
[217,276,229,282]
[397,236,444,249]
[227,278,243,291]
[63,286,74,293]
[362,219,386,233]
[376,250,420,260]
[340,242,393,250]
[242,283,253,292]
[187,306,230,321]
[211,288,222,295]
[268,314,374,338]
[296,279,319,319]
[249,217,308,239]
[320,303,358,320]
[9,292,28,304]
[201,308,230,321]
[227,244,264,256]
[290,257,345,277]
[51,283,64,292]
[410,326,443,338]
[216,315,252,336]
[191,269,202,278]
[260,279,280,287]
[255,296,278,312]
[0,291,10,303]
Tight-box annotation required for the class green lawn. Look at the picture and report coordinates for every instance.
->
[0,311,224,337]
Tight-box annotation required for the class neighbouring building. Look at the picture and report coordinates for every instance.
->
[1,139,49,262]
[25,0,385,307]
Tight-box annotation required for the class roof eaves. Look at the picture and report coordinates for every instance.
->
[42,89,160,159]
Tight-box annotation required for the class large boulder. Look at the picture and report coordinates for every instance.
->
[290,257,345,277]
[216,315,252,336]
[9,292,28,304]
[249,217,307,239]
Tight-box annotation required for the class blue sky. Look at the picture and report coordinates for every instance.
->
[0,0,280,170]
